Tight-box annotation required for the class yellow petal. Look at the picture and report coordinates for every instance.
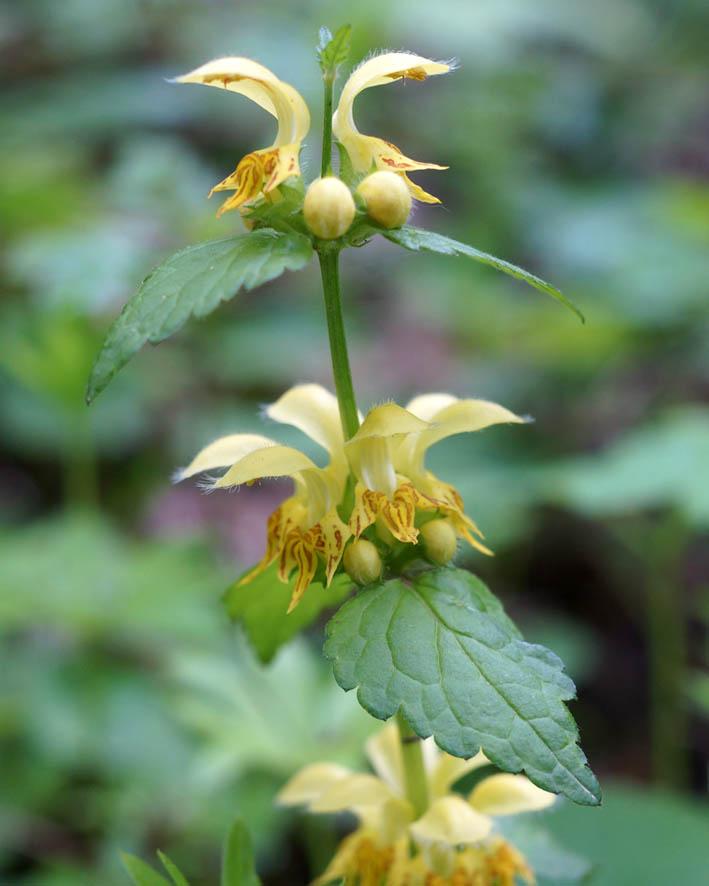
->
[381,485,420,544]
[429,750,489,799]
[307,509,351,586]
[350,404,430,442]
[349,484,387,538]
[348,437,397,497]
[405,393,459,422]
[401,173,442,204]
[238,497,307,586]
[215,444,317,488]
[398,399,525,480]
[284,535,319,612]
[177,433,277,480]
[266,384,344,457]
[409,795,492,846]
[346,405,427,496]
[421,399,526,451]
[470,773,557,817]
[310,773,402,813]
[364,723,405,795]
[176,57,282,111]
[276,762,352,806]
[175,57,309,146]
[279,81,311,141]
[336,52,450,124]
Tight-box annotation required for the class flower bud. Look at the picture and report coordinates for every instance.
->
[420,519,457,565]
[357,171,411,229]
[303,177,355,239]
[343,539,382,585]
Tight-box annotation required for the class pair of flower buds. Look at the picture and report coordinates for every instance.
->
[176,51,452,227]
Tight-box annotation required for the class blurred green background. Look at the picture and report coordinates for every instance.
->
[1,1,707,883]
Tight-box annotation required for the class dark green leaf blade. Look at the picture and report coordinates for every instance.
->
[86,229,313,403]
[157,851,192,886]
[221,816,261,886]
[121,853,172,886]
[364,223,583,322]
[224,562,353,664]
[317,24,351,75]
[324,566,601,806]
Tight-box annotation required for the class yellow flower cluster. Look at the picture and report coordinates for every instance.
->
[178,384,524,610]
[278,723,553,886]
[176,51,451,215]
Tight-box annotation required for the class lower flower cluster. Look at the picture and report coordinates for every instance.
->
[320,831,532,886]
[278,723,552,886]
[178,384,524,610]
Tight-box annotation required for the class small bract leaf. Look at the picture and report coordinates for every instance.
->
[121,853,172,886]
[86,229,313,403]
[317,26,333,58]
[221,817,261,886]
[361,223,584,322]
[317,23,352,76]
[157,851,192,886]
[224,562,352,664]
[324,567,601,806]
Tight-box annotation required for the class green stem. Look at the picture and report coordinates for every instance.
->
[63,412,98,509]
[318,250,359,439]
[396,710,429,818]
[645,514,688,789]
[321,74,334,177]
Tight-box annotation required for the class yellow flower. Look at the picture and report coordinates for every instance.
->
[333,52,452,204]
[178,384,523,611]
[176,57,310,216]
[277,723,554,886]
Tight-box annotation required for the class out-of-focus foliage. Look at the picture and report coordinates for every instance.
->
[1,0,707,883]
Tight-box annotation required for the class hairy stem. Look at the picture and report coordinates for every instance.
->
[321,74,334,177]
[318,250,359,439]
[396,710,429,818]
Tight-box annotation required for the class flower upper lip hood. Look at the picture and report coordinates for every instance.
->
[333,52,452,204]
[178,383,525,611]
[175,57,310,215]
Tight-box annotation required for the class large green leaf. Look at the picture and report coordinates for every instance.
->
[86,229,313,402]
[544,405,709,528]
[324,567,601,806]
[221,817,261,886]
[360,224,583,321]
[121,854,172,886]
[224,562,353,664]
[544,782,709,885]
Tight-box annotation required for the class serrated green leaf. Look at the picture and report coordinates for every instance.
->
[324,567,601,806]
[221,817,261,886]
[224,562,353,664]
[121,853,172,886]
[86,229,313,402]
[317,24,351,75]
[496,819,592,884]
[157,851,191,886]
[360,223,583,322]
